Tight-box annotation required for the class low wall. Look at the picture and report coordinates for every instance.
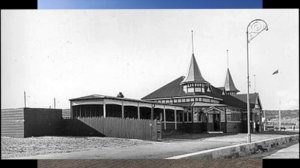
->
[167,134,299,159]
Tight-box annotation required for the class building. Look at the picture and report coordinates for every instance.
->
[1,108,62,137]
[69,35,263,134]
[141,47,263,133]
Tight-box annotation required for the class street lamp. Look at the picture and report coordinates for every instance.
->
[246,19,268,143]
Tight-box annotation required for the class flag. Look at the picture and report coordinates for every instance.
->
[272,69,279,75]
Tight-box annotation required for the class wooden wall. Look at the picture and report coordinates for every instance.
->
[24,108,62,137]
[62,117,161,141]
[1,108,62,138]
[62,109,71,118]
[1,108,25,137]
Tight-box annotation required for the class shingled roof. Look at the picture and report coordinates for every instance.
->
[181,54,208,85]
[224,68,239,92]
[222,93,260,109]
[141,76,223,100]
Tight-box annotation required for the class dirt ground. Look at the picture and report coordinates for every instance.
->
[2,131,298,159]
[1,136,156,159]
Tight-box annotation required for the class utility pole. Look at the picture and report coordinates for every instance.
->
[279,99,281,131]
[54,98,56,109]
[254,74,256,93]
[24,91,26,108]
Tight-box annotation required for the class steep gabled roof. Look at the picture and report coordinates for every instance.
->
[232,93,260,109]
[222,93,260,110]
[141,76,223,100]
[142,76,186,100]
[222,95,247,109]
[234,93,258,104]
[181,54,208,85]
[224,68,239,92]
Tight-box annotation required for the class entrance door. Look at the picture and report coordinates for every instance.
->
[213,114,220,131]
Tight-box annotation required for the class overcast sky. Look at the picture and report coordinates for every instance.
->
[1,9,298,110]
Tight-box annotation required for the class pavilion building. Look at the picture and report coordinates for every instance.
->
[69,32,263,134]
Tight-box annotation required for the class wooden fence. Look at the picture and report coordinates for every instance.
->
[62,117,162,141]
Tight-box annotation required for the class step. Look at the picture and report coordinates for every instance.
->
[207,131,224,134]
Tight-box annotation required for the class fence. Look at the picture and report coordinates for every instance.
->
[62,117,162,141]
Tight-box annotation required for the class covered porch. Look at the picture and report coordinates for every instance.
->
[69,95,185,131]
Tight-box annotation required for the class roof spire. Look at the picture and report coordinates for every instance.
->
[191,30,194,54]
[224,69,240,94]
[181,31,208,85]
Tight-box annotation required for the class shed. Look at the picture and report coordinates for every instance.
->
[1,108,62,137]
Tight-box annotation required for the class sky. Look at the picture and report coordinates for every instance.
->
[1,9,298,110]
[38,0,262,9]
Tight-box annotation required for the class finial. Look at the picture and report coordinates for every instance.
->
[191,30,194,54]
[254,74,256,93]
[226,49,229,69]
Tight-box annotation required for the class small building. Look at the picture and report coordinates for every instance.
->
[1,108,62,137]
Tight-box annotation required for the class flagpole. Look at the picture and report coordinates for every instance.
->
[279,97,281,131]
[263,110,266,131]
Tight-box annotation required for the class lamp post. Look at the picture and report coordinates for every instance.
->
[246,19,268,143]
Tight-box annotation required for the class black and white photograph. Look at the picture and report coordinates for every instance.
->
[1,8,299,163]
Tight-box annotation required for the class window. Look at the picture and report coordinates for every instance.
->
[166,110,175,121]
[227,114,232,121]
[203,98,210,102]
[187,87,194,93]
[228,113,241,121]
[195,87,201,92]
[198,112,202,121]
[184,112,187,121]
[178,112,183,122]
[188,112,192,121]
[212,99,219,103]
[178,99,182,103]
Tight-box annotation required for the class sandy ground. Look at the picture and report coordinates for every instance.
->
[3,133,297,159]
[1,136,156,159]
